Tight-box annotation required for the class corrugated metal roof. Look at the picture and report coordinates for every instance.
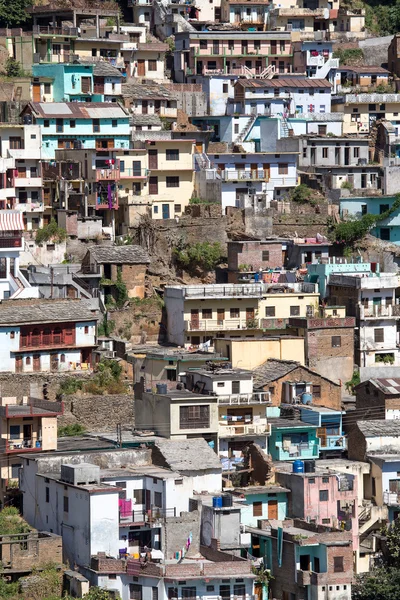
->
[30,102,128,119]
[238,78,332,89]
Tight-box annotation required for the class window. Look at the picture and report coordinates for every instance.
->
[265,306,276,317]
[166,176,179,188]
[262,250,270,261]
[230,308,240,318]
[312,385,321,398]
[374,328,384,343]
[110,119,117,129]
[253,501,262,517]
[319,490,329,501]
[44,119,50,128]
[380,228,390,241]
[234,584,245,598]
[202,308,212,319]
[44,83,51,94]
[180,405,210,429]
[322,518,330,524]
[318,125,327,135]
[134,489,145,504]
[130,584,143,600]
[26,357,31,366]
[56,119,63,133]
[322,147,328,158]
[93,119,100,133]
[353,147,360,158]
[182,587,196,600]
[10,331,15,339]
[166,149,179,161]
[148,60,157,71]
[46,487,50,503]
[278,163,288,174]
[369,104,376,111]
[154,491,162,507]
[9,425,20,440]
[223,83,229,94]
[152,587,158,600]
[9,137,23,149]
[332,335,341,347]
[380,204,390,214]
[334,556,344,572]
[84,326,89,334]
[63,496,69,512]
[175,204,181,213]
[308,478,315,484]
[200,40,208,49]
[175,479,183,485]
[290,306,300,316]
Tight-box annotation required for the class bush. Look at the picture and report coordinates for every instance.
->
[341,180,354,191]
[290,184,315,204]
[58,423,86,437]
[58,378,84,396]
[173,241,224,272]
[0,507,31,535]
[5,57,22,78]
[35,219,67,245]
[333,48,364,65]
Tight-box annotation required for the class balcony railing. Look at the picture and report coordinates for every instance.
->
[96,168,121,181]
[359,304,400,318]
[119,507,177,523]
[297,570,311,586]
[383,491,400,506]
[96,198,118,210]
[4,439,41,453]
[275,443,319,460]
[33,25,78,36]
[219,169,270,182]
[319,434,347,450]
[182,284,263,299]
[219,423,271,437]
[120,168,148,179]
[185,318,263,331]
[217,392,271,405]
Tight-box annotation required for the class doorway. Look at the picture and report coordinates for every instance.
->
[137,60,145,76]
[33,355,40,372]
[268,500,278,519]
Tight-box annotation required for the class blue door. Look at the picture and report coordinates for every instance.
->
[162,204,170,219]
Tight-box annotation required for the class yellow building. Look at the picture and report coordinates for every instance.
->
[0,398,63,502]
[164,283,319,348]
[214,336,305,369]
[117,138,195,224]
[332,93,400,134]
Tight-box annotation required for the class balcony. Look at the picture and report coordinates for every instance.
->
[328,274,399,290]
[359,304,400,319]
[275,442,319,460]
[297,570,311,586]
[217,392,271,405]
[16,202,44,214]
[219,169,269,182]
[33,52,80,64]
[383,491,400,506]
[185,318,263,331]
[14,177,42,188]
[96,197,119,210]
[219,423,271,437]
[33,25,78,36]
[4,439,41,453]
[42,162,81,180]
[319,434,347,451]
[0,236,22,249]
[119,507,177,524]
[96,168,121,181]
[120,168,148,179]
[181,284,263,299]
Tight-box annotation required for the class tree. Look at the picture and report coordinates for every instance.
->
[352,566,400,600]
[83,587,115,599]
[0,0,32,27]
[5,57,22,78]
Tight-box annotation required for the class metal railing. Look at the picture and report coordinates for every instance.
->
[185,318,262,331]
[217,392,271,405]
[119,507,177,522]
[219,423,271,436]
[383,491,400,506]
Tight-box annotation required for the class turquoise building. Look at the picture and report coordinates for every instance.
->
[340,195,400,245]
[32,63,123,103]
[305,258,374,299]
[23,101,130,160]
[268,418,319,461]
[236,486,289,527]
[300,406,347,457]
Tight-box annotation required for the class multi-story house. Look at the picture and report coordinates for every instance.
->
[220,0,270,28]
[120,134,195,220]
[327,271,400,370]
[0,211,40,300]
[293,39,339,79]
[305,256,374,299]
[0,123,45,230]
[0,299,99,373]
[31,62,123,102]
[334,66,391,94]
[230,77,332,117]
[164,282,319,348]
[205,150,298,210]
[122,82,178,120]
[332,93,400,134]
[268,417,320,461]
[300,405,347,457]
[180,366,271,456]
[227,239,288,283]
[0,396,63,503]
[340,195,400,244]
[248,519,353,600]
[277,135,382,196]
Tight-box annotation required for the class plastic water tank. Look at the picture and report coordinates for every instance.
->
[301,392,312,404]
[304,460,316,473]
[293,460,305,473]
[221,493,233,507]
[156,383,167,394]
[213,496,223,508]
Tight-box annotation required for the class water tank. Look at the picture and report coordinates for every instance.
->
[156,383,167,394]
[254,272,260,282]
[293,460,305,473]
[213,496,223,508]
[304,460,316,473]
[301,392,312,405]
[23,114,32,125]
[221,493,233,507]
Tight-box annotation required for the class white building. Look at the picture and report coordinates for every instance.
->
[0,299,99,373]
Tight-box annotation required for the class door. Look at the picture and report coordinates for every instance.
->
[51,354,59,372]
[217,308,225,325]
[81,77,91,93]
[23,424,32,447]
[311,148,316,165]
[33,354,40,372]
[263,163,270,180]
[142,100,148,115]
[149,176,158,195]
[220,585,230,600]
[145,489,151,511]
[317,427,327,447]
[268,500,278,519]
[191,309,199,329]
[32,83,41,102]
[15,356,23,373]
[195,142,203,153]
[251,163,258,178]
[344,147,350,165]
[213,40,219,55]
[137,60,145,76]
[162,204,170,219]
[148,150,158,169]
[246,307,255,322]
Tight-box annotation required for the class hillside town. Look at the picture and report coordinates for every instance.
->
[2,0,400,598]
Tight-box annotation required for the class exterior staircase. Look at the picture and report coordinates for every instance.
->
[235,115,256,143]
[358,502,387,536]
[280,114,294,138]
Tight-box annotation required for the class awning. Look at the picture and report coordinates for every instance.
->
[0,211,24,232]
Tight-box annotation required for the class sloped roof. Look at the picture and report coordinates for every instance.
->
[155,438,221,472]
[357,420,400,437]
[131,114,162,126]
[27,102,128,119]
[236,78,332,89]
[92,62,124,78]
[253,359,300,388]
[0,300,99,325]
[88,245,150,264]
[122,82,175,100]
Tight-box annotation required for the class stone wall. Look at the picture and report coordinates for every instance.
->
[0,372,91,402]
[305,326,355,387]
[59,393,134,432]
[1,532,62,571]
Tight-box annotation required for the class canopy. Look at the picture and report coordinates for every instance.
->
[0,211,24,231]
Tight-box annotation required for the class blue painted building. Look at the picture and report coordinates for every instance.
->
[340,195,400,244]
[234,486,289,527]
[32,62,123,103]
[268,418,319,461]
[22,102,130,160]
[300,406,347,456]
[305,257,374,299]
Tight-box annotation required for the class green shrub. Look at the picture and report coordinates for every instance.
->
[341,180,354,191]
[0,507,31,535]
[58,377,83,396]
[333,48,364,65]
[35,219,67,245]
[290,184,315,204]
[58,423,86,437]
[173,241,224,271]
[5,57,22,77]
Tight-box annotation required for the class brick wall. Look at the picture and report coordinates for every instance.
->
[163,511,201,560]
[121,264,147,299]
[355,382,386,418]
[91,556,126,573]
[305,326,355,386]
[3,532,62,571]
[227,241,284,274]
[59,393,134,432]
[264,366,341,410]
[347,424,367,461]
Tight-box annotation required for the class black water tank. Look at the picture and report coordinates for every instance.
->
[304,460,316,473]
[221,493,233,507]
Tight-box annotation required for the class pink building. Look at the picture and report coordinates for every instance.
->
[174,31,293,80]
[276,468,359,550]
